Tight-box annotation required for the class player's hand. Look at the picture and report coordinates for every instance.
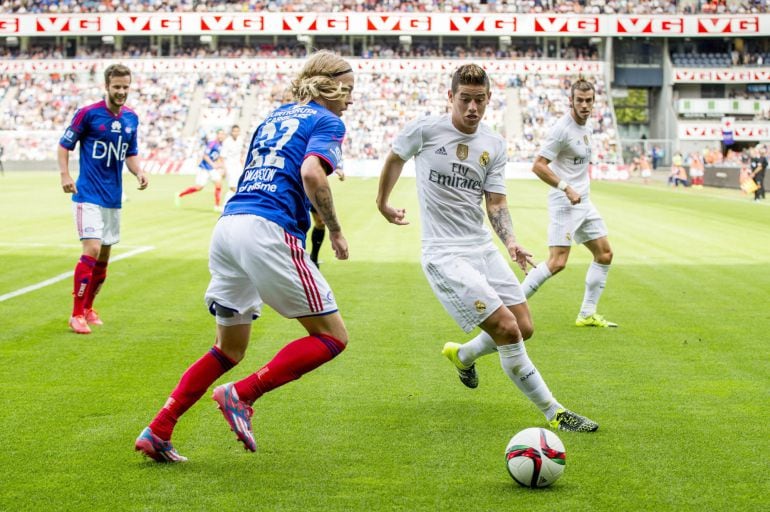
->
[335,168,346,181]
[508,243,536,272]
[378,203,409,226]
[565,187,581,205]
[61,175,77,195]
[136,173,149,190]
[329,231,349,261]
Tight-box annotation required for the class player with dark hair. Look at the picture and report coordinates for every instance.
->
[59,63,148,335]
[136,51,355,462]
[377,64,598,433]
[520,78,618,328]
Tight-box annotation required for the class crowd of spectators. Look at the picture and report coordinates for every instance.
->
[0,38,601,61]
[0,64,617,164]
[2,0,767,14]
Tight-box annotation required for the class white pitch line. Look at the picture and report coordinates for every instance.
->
[0,245,155,303]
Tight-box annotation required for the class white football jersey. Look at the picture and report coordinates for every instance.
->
[538,113,592,198]
[392,114,508,249]
[221,135,244,163]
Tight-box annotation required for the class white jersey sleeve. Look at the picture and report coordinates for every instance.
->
[392,118,424,162]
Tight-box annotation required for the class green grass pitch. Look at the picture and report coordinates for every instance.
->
[0,172,767,511]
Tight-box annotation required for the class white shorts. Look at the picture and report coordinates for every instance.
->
[421,243,526,333]
[205,214,338,325]
[225,161,242,189]
[195,167,223,188]
[547,196,607,246]
[72,202,121,245]
[641,168,651,178]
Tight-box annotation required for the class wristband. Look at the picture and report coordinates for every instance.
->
[557,180,568,191]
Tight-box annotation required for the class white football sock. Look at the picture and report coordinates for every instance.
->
[521,262,553,299]
[579,262,610,317]
[498,341,560,420]
[457,331,497,366]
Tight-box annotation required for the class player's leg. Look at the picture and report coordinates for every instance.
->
[176,170,208,204]
[69,203,105,334]
[84,207,121,325]
[575,234,617,328]
[211,217,346,450]
[521,245,571,298]
[482,306,598,432]
[309,208,325,267]
[137,219,254,461]
[521,202,575,298]
[213,173,223,210]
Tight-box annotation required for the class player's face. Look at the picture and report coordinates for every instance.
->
[105,75,131,112]
[323,72,355,118]
[217,130,226,142]
[449,84,490,134]
[231,127,240,139]
[570,89,595,125]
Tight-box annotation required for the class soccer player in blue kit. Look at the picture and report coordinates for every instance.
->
[59,64,148,335]
[136,51,354,462]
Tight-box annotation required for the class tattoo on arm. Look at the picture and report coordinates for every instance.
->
[485,192,514,244]
[313,185,341,232]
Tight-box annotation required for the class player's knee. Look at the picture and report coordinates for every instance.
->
[597,249,613,265]
[519,322,534,341]
[548,260,566,274]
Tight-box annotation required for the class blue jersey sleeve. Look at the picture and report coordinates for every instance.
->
[306,115,345,174]
[59,108,88,150]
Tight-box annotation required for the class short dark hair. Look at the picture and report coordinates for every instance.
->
[451,64,489,93]
[570,78,595,99]
[104,64,131,86]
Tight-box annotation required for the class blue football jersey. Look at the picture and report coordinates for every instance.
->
[59,100,139,209]
[223,101,345,242]
[199,140,222,171]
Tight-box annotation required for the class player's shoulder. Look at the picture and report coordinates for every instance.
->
[477,122,505,144]
[120,105,140,120]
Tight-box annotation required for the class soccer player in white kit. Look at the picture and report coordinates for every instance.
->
[221,124,244,204]
[377,64,598,433]
[520,79,617,328]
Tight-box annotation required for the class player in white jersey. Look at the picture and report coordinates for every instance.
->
[520,79,617,328]
[221,124,244,204]
[377,64,598,433]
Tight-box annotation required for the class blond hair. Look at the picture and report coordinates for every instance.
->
[290,51,353,105]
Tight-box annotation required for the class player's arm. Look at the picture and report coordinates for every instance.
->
[302,155,348,260]
[484,191,535,272]
[532,156,581,205]
[376,151,409,226]
[125,155,148,190]
[58,145,77,195]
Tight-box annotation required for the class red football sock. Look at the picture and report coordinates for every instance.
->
[149,345,237,440]
[214,184,222,206]
[72,254,96,317]
[178,186,200,198]
[234,334,346,403]
[84,260,107,310]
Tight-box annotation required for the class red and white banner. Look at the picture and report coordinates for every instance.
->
[0,57,605,75]
[0,13,767,37]
[679,122,770,140]
[673,69,770,84]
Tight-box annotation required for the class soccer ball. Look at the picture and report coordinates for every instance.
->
[505,427,566,488]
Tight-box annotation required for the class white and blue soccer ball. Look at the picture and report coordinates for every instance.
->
[505,427,566,488]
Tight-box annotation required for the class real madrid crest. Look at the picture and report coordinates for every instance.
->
[474,300,486,313]
[456,144,469,161]
[479,151,490,167]
[583,135,589,145]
